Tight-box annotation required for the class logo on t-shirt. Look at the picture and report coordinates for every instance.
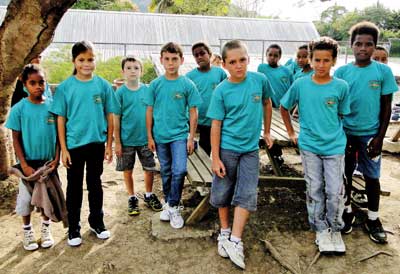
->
[173,92,184,100]
[252,93,261,103]
[281,76,289,84]
[368,80,381,90]
[46,115,55,124]
[325,97,337,107]
[93,94,102,104]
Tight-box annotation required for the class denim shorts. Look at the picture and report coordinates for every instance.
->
[210,149,259,212]
[116,145,156,172]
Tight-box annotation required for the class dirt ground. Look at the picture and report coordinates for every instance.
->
[0,135,400,274]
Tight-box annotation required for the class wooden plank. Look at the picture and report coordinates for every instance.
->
[264,147,283,176]
[352,177,390,196]
[195,147,212,173]
[271,108,300,131]
[186,193,210,225]
[187,159,203,184]
[188,153,212,183]
[391,128,400,142]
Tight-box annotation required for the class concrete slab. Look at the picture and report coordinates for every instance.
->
[151,213,214,241]
[383,138,400,153]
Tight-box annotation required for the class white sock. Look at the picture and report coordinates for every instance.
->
[220,227,231,236]
[345,205,352,213]
[23,224,32,230]
[42,219,51,226]
[145,192,152,198]
[368,210,379,221]
[230,235,241,243]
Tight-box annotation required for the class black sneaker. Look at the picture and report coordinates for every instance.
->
[68,230,82,247]
[89,225,110,240]
[144,194,163,212]
[365,218,387,244]
[128,196,140,216]
[341,211,355,234]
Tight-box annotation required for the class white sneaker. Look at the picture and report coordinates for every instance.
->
[217,233,229,258]
[89,227,111,240]
[222,240,245,269]
[331,231,346,254]
[315,228,335,254]
[67,230,82,247]
[23,229,39,251]
[40,223,54,248]
[160,203,170,221]
[168,206,184,229]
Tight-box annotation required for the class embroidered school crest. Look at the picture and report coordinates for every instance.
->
[368,80,381,90]
[325,97,336,107]
[252,93,261,103]
[93,94,102,104]
[46,115,55,124]
[173,92,184,99]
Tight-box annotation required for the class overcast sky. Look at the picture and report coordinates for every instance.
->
[259,0,400,21]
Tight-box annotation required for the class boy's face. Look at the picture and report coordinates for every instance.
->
[311,49,335,79]
[223,47,249,82]
[372,49,388,64]
[266,48,281,67]
[296,48,309,68]
[160,51,183,76]
[25,72,45,98]
[352,34,375,63]
[193,46,210,68]
[123,61,141,81]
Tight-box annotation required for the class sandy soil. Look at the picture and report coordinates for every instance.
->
[0,139,399,274]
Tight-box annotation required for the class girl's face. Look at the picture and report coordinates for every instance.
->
[24,72,45,98]
[296,48,309,68]
[311,49,335,79]
[73,50,95,79]
[372,49,388,64]
[266,48,281,67]
[123,61,142,81]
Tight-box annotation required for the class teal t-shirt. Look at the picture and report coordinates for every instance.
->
[113,84,148,147]
[207,72,273,153]
[143,75,202,144]
[280,76,350,155]
[285,59,302,75]
[257,64,293,107]
[334,61,398,136]
[50,75,118,149]
[186,66,227,126]
[294,69,314,80]
[6,98,56,161]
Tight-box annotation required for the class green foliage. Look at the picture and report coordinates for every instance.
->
[142,59,158,84]
[73,0,138,11]
[150,0,230,16]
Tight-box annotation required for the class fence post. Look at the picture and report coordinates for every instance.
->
[261,40,265,64]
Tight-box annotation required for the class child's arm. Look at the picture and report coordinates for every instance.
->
[188,107,198,155]
[113,114,122,157]
[57,115,72,168]
[105,113,113,163]
[12,130,34,176]
[49,140,60,170]
[210,120,225,178]
[263,98,273,149]
[146,106,155,152]
[280,106,298,145]
[368,94,392,158]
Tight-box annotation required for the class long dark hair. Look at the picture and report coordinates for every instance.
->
[71,40,95,75]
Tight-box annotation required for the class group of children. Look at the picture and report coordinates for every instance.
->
[6,20,397,270]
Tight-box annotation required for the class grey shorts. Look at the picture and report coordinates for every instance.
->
[116,145,157,172]
[210,149,259,212]
[15,180,34,216]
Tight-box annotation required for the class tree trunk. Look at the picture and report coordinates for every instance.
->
[0,0,77,180]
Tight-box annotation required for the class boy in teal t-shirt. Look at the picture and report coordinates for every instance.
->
[113,56,162,217]
[186,41,227,155]
[334,22,398,244]
[207,40,273,270]
[6,64,60,251]
[281,37,350,255]
[144,42,202,229]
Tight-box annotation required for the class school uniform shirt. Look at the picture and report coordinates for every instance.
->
[285,59,302,75]
[186,66,227,126]
[280,75,350,156]
[294,69,314,80]
[257,64,293,107]
[113,84,148,147]
[207,71,274,153]
[6,98,56,160]
[50,75,118,149]
[334,61,398,136]
[143,75,202,144]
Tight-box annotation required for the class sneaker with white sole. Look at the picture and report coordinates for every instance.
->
[331,231,346,254]
[160,203,170,221]
[89,226,111,240]
[217,233,229,258]
[168,206,184,229]
[23,228,39,251]
[222,240,245,269]
[67,230,82,247]
[40,223,54,248]
[315,228,335,255]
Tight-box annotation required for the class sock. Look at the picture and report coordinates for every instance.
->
[42,219,50,226]
[145,192,152,198]
[23,224,32,230]
[345,205,352,213]
[220,227,231,236]
[368,210,379,221]
[129,194,137,199]
[230,235,241,244]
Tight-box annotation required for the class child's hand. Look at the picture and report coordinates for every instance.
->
[115,143,122,158]
[62,150,72,168]
[48,159,59,171]
[187,139,195,155]
[148,138,156,152]
[212,159,226,178]
[104,145,113,163]
[288,132,298,146]
[264,133,274,149]
[21,165,35,177]
[367,136,383,159]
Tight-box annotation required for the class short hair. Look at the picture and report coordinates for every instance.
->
[192,42,212,55]
[221,40,248,62]
[160,42,183,58]
[375,45,388,55]
[350,21,379,46]
[121,56,143,71]
[309,36,339,59]
[266,44,282,56]
[21,64,44,83]
[298,44,308,51]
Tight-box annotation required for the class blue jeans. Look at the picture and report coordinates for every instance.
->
[300,150,345,232]
[156,139,187,207]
